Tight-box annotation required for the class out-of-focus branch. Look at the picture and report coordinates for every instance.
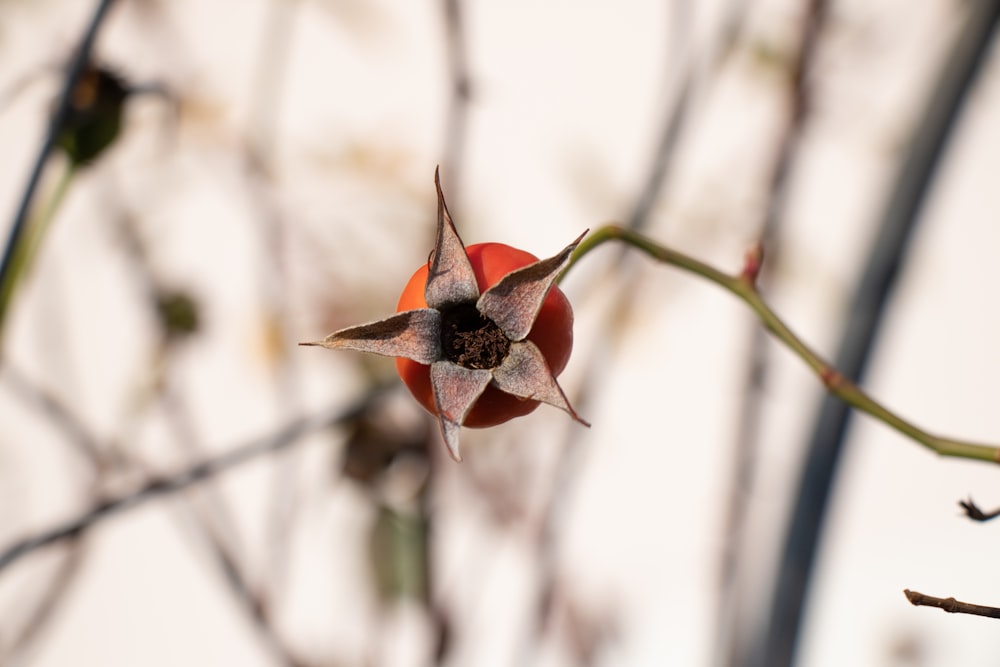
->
[422,4,473,662]
[118,208,305,661]
[2,364,104,464]
[625,73,691,234]
[0,390,386,575]
[0,0,118,336]
[0,367,100,663]
[623,2,692,234]
[904,589,1000,619]
[247,0,297,167]
[0,536,87,661]
[755,2,1000,665]
[2,361,312,667]
[439,0,471,200]
[959,497,1000,522]
[719,2,829,665]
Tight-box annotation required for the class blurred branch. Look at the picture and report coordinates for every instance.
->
[439,0,471,200]
[904,589,1000,619]
[0,0,117,337]
[3,367,308,667]
[2,364,104,464]
[4,278,306,667]
[719,2,829,665]
[158,375,310,667]
[624,1,692,235]
[563,225,1000,465]
[522,5,696,652]
[0,366,102,662]
[425,4,472,661]
[756,2,1000,665]
[238,0,306,598]
[0,389,387,576]
[625,73,691,233]
[959,497,1000,522]
[0,536,87,662]
[247,0,297,167]
[119,207,304,662]
[184,504,308,667]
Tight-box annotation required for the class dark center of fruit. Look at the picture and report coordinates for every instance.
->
[439,303,510,370]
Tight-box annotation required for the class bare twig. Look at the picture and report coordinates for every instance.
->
[623,2,691,234]
[0,390,386,576]
[423,4,473,662]
[1,364,104,464]
[959,497,1000,522]
[247,0,298,168]
[157,372,311,667]
[4,313,308,667]
[904,589,1000,619]
[522,391,597,664]
[719,2,829,666]
[0,537,88,661]
[625,72,691,234]
[0,367,103,663]
[521,7,696,656]
[240,0,313,600]
[121,212,291,661]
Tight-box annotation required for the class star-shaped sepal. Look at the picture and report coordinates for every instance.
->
[302,168,588,462]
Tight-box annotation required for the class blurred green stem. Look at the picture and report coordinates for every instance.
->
[0,0,117,349]
[0,161,76,343]
[561,225,1000,464]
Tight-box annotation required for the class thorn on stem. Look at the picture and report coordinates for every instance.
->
[740,242,765,285]
[820,366,844,389]
[904,588,1000,619]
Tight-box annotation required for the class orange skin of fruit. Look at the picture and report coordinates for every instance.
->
[395,242,574,428]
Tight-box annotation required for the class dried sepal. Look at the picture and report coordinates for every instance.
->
[476,231,586,341]
[438,418,463,463]
[492,340,589,426]
[301,309,441,364]
[303,169,589,463]
[430,361,493,461]
[425,168,479,309]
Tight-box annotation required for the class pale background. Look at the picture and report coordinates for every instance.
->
[1,1,999,666]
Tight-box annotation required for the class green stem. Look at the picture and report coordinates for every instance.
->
[0,160,76,345]
[562,225,1000,464]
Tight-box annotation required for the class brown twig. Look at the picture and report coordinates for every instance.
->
[756,1,1000,664]
[0,536,87,661]
[0,390,386,576]
[424,4,472,662]
[244,0,304,597]
[1,364,104,465]
[718,2,829,666]
[0,366,105,663]
[122,211,306,664]
[959,497,1000,522]
[904,589,1000,619]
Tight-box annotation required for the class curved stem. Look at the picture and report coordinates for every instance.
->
[561,225,1000,464]
[0,0,117,341]
[0,161,76,344]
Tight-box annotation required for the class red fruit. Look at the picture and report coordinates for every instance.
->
[395,242,573,427]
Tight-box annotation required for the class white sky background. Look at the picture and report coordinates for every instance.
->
[1,1,1000,666]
